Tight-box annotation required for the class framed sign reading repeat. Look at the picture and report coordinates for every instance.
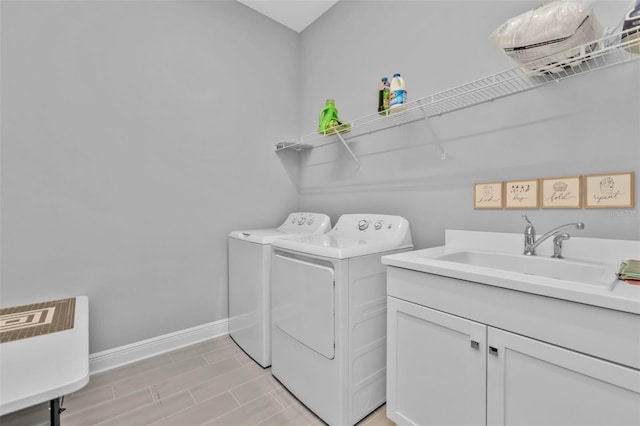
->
[584,172,634,208]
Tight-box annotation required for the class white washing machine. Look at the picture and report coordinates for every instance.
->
[228,212,331,368]
[270,214,413,426]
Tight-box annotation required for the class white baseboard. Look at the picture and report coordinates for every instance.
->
[89,319,229,375]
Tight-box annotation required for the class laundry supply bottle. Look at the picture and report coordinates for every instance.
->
[318,99,339,134]
[389,73,407,112]
[378,77,390,115]
[317,99,351,135]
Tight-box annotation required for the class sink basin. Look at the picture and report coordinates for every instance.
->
[382,230,640,314]
[433,250,616,288]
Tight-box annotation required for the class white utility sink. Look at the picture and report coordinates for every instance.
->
[433,250,613,288]
[382,230,640,314]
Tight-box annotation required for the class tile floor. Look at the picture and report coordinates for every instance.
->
[0,335,393,426]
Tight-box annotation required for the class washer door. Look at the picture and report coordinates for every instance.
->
[272,254,335,359]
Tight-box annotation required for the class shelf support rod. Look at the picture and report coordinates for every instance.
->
[335,127,361,169]
[419,106,447,160]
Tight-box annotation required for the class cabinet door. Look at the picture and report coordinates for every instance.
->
[387,297,487,426]
[487,327,640,426]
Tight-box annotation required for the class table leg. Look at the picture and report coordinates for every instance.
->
[50,398,61,426]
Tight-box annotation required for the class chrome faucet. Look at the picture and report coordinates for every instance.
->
[522,215,585,256]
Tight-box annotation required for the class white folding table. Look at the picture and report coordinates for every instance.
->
[0,296,89,425]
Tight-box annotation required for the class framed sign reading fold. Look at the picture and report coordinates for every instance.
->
[541,176,582,208]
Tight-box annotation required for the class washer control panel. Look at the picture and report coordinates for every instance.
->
[289,214,312,226]
[280,213,331,233]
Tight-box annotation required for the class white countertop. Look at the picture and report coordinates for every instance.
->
[382,230,640,314]
[0,296,90,415]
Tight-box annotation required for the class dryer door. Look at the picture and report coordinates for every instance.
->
[272,254,335,359]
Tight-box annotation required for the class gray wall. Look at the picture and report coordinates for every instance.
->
[1,1,299,352]
[295,0,640,249]
[1,0,639,355]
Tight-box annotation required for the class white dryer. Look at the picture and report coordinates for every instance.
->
[228,212,331,368]
[270,214,413,426]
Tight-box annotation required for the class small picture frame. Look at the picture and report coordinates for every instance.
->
[474,181,503,209]
[505,179,539,209]
[541,176,582,208]
[584,171,634,208]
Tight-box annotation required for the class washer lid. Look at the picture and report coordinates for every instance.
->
[229,228,291,244]
[272,214,413,258]
[228,212,332,244]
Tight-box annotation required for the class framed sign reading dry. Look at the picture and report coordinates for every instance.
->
[505,179,539,209]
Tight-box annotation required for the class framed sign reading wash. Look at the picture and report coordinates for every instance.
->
[474,181,503,209]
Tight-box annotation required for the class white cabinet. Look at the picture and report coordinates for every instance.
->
[387,296,640,426]
[387,297,486,425]
[487,327,640,426]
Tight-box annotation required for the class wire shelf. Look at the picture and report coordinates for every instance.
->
[274,28,640,153]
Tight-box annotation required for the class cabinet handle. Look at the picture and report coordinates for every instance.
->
[489,346,498,356]
[470,340,479,350]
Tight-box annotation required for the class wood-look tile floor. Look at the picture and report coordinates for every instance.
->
[0,335,394,426]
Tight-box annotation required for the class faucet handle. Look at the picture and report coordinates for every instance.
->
[522,215,535,233]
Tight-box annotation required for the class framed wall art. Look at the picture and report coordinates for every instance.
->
[505,179,538,209]
[584,171,634,208]
[474,181,503,209]
[541,175,582,208]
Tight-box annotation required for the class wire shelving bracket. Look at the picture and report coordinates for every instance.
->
[274,28,640,164]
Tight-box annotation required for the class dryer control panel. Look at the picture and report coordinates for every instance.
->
[332,214,412,244]
[271,214,413,259]
[357,218,390,231]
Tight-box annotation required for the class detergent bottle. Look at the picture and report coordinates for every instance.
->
[378,77,390,115]
[317,99,351,135]
[389,73,407,112]
[318,99,339,134]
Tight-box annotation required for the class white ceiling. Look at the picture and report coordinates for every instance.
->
[236,0,339,33]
